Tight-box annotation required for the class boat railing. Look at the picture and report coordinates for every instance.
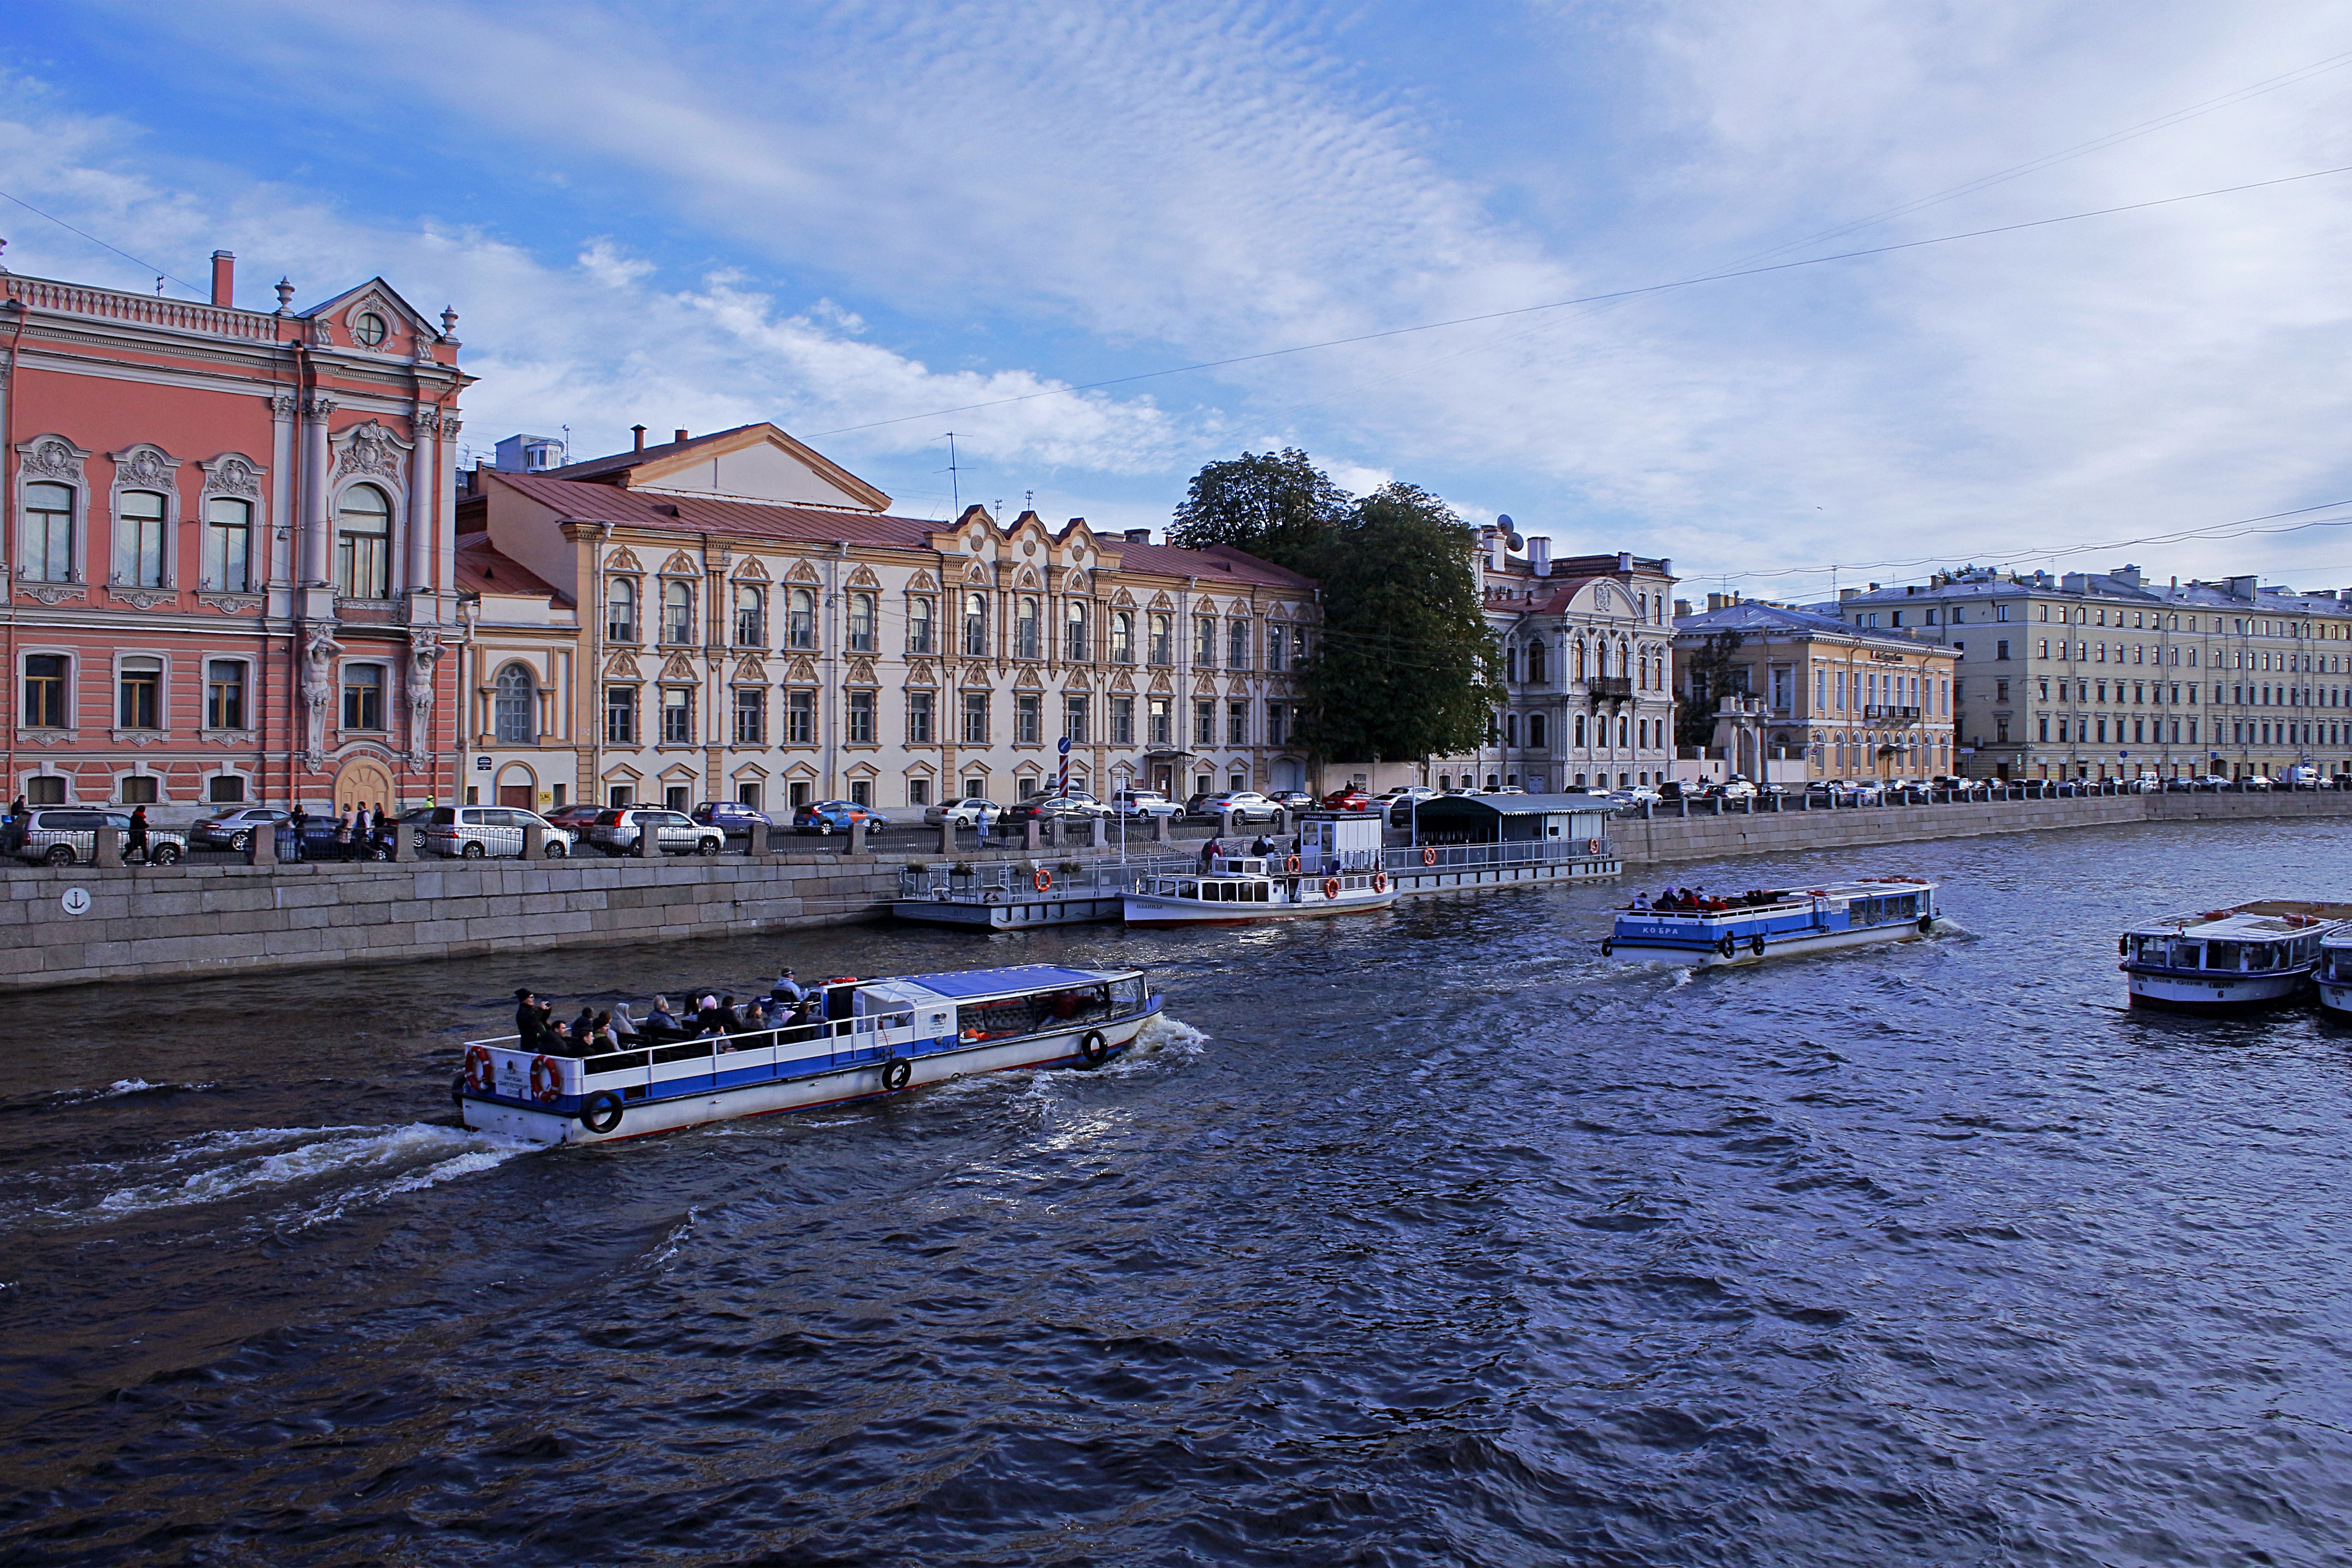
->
[1381,838,1610,874]
[464,1010,930,1101]
[897,855,1205,902]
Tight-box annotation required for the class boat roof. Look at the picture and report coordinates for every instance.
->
[2127,901,2352,938]
[1417,793,1616,818]
[1649,878,1936,901]
[877,964,1128,1002]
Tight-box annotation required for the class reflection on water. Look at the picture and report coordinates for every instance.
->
[5,816,2352,1564]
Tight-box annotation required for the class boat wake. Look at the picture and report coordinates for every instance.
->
[1115,1012,1210,1070]
[43,1122,536,1228]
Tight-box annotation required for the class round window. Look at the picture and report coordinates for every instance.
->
[354,312,388,347]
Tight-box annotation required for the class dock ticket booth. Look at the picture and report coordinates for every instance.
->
[1295,813,1384,871]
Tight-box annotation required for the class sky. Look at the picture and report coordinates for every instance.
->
[4,2,2351,603]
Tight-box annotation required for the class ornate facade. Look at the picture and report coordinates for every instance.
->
[0,255,469,814]
[458,424,1319,812]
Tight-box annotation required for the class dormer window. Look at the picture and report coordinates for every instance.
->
[354,312,388,347]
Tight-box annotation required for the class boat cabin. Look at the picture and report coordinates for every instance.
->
[2121,904,2352,974]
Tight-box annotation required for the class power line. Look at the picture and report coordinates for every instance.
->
[811,162,2352,439]
[0,186,211,298]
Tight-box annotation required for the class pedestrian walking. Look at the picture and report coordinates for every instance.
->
[1200,835,1219,870]
[333,810,354,862]
[4,794,25,855]
[289,804,309,862]
[975,802,991,846]
[124,805,152,865]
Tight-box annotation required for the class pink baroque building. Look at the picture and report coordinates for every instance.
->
[0,250,471,817]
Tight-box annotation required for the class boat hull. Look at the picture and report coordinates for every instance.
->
[2125,966,2314,1013]
[461,1003,1159,1145]
[1607,921,1926,967]
[2321,980,2352,1021]
[1122,890,1397,927]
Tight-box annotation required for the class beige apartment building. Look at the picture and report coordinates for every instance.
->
[452,424,1319,814]
[1836,566,2352,781]
[1671,598,1958,780]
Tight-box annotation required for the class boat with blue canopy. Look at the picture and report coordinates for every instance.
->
[457,963,1161,1144]
[1602,877,1939,966]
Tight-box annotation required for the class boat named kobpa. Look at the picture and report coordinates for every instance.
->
[1603,877,1938,966]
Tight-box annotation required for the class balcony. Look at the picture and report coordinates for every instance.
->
[1587,675,1633,701]
[1864,704,1921,723]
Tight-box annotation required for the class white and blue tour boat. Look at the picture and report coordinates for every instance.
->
[2118,902,2352,1013]
[2319,928,2352,1022]
[457,964,1161,1145]
[1122,854,1399,927]
[1602,877,1939,966]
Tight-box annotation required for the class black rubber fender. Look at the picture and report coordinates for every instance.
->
[1920,915,1936,934]
[1079,1030,1110,1066]
[1749,934,1766,956]
[881,1058,913,1092]
[1718,935,1736,958]
[1599,939,1613,958]
[580,1089,625,1135]
[450,1070,467,1108]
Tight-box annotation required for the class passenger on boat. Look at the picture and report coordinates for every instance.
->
[514,988,551,1049]
[610,1002,642,1043]
[570,1006,598,1046]
[770,967,805,1006]
[1631,892,1650,910]
[717,996,747,1035]
[1200,837,1220,869]
[1249,833,1275,858]
[644,996,681,1038]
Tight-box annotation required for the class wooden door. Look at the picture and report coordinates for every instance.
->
[334,758,395,816]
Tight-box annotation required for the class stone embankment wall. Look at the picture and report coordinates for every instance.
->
[5,793,2350,992]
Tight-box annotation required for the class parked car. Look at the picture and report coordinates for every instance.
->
[587,808,725,855]
[2286,765,2322,789]
[792,800,890,837]
[1002,792,1112,826]
[1269,790,1318,811]
[1109,790,1182,821]
[189,806,290,852]
[2189,774,2230,791]
[1196,791,1282,825]
[11,808,187,866]
[544,803,608,834]
[924,797,1000,828]
[1319,787,1374,812]
[2243,774,2275,791]
[421,806,576,859]
[2122,776,2163,794]
[692,800,774,840]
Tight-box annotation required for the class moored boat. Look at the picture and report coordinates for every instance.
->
[456,964,1161,1145]
[2319,929,2352,1022]
[1602,877,1938,967]
[2121,902,2352,1013]
[1122,855,1398,927]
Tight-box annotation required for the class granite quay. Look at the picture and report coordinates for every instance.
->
[5,789,2350,993]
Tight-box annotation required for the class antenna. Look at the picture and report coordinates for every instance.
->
[939,432,962,512]
[560,424,571,465]
[1024,488,1034,515]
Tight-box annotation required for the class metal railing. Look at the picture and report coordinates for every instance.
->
[1382,838,1612,873]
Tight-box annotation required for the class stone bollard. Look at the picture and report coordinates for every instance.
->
[635,817,660,858]
[939,819,956,856]
[523,821,545,860]
[1041,816,1060,850]
[248,820,278,865]
[1152,812,1171,844]
[385,818,407,861]
[1024,818,1041,853]
[1272,808,1287,836]
[1220,809,1235,840]
[93,824,121,868]
[1092,814,1107,850]
[1642,800,1654,820]
[849,818,867,855]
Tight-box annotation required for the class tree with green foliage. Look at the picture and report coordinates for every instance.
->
[1167,449,1501,765]
[1674,630,1745,752]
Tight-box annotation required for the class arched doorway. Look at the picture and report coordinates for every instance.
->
[335,757,396,816]
[496,763,537,809]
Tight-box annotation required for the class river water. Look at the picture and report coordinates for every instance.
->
[5,817,2352,1566]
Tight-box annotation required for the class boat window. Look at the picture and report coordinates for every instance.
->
[2206,942,2241,970]
[1179,880,1196,898]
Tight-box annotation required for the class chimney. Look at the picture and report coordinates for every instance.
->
[2112,563,2142,587]
[1838,588,1859,602]
[1707,592,1727,611]
[210,250,234,308]
[673,428,689,445]
[1528,537,1552,577]
[1674,598,1692,619]
[1617,551,1633,572]
[632,425,647,451]
[1123,528,1151,544]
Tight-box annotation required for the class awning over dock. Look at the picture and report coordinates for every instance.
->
[1410,794,1613,845]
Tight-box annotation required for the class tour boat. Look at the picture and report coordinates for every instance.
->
[2318,929,2352,1022]
[1122,855,1399,928]
[1602,877,1939,967]
[456,964,1161,1145]
[2117,902,2352,1013]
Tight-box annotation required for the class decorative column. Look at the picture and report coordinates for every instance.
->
[268,395,297,587]
[300,396,334,586]
[407,627,443,770]
[299,622,343,770]
[407,406,439,598]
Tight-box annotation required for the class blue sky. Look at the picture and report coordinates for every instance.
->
[5,2,2351,601]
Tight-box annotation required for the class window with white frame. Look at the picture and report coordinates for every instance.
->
[606,577,637,641]
[204,497,252,592]
[493,663,536,743]
[335,484,392,599]
[118,491,168,588]
[734,687,765,744]
[907,596,935,655]
[1016,693,1041,744]
[788,587,817,650]
[849,592,877,653]
[735,584,765,646]
[1064,601,1089,662]
[117,657,162,730]
[662,580,695,645]
[22,655,68,729]
[342,664,385,729]
[661,686,694,744]
[206,659,247,730]
[23,483,74,583]
[847,689,875,744]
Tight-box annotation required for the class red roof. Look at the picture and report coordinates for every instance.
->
[485,472,1314,591]
[456,532,571,606]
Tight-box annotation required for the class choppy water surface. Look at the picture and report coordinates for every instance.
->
[5,818,2352,1565]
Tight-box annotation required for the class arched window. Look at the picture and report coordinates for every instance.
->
[662,580,695,644]
[119,490,168,587]
[1505,644,1520,683]
[1111,610,1134,663]
[849,592,876,652]
[1574,713,1587,747]
[1527,640,1548,684]
[335,484,392,599]
[788,587,817,649]
[606,577,637,641]
[735,584,765,646]
[494,664,536,743]
[23,482,74,584]
[1016,596,1041,659]
[1065,600,1089,662]
[204,497,252,592]
[964,592,989,657]
[907,595,935,654]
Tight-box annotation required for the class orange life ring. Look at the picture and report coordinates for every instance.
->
[1324,877,1342,900]
[1285,854,1301,874]
[1372,872,1388,894]
[529,1054,564,1103]
[1034,868,1053,892]
[1421,845,1436,866]
[1587,837,1602,853]
[463,1044,494,1094]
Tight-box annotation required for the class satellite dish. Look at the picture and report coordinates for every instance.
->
[1496,514,1514,530]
